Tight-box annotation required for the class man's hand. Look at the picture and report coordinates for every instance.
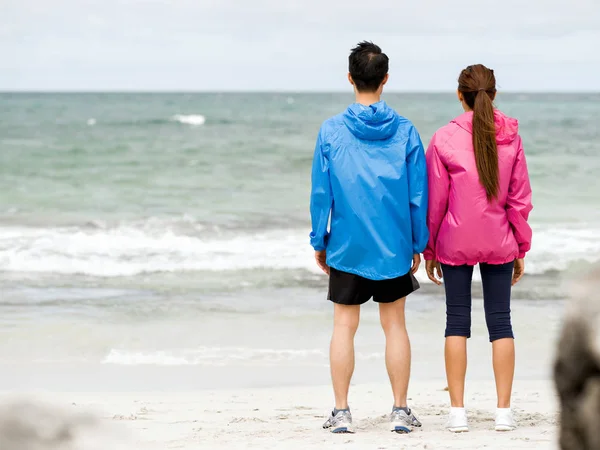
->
[512,258,525,286]
[426,259,443,285]
[315,250,329,275]
[411,254,421,274]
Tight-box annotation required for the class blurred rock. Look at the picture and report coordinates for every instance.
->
[555,267,600,450]
[0,398,129,450]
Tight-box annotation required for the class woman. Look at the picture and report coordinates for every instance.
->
[424,64,533,433]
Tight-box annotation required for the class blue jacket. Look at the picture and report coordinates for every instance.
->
[309,101,429,280]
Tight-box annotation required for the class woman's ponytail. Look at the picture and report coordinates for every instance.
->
[458,65,499,201]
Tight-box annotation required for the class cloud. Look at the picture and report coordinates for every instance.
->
[0,0,598,90]
[194,0,600,37]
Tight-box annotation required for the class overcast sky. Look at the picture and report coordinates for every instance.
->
[1,0,599,91]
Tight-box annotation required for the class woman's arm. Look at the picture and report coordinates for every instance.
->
[423,135,450,261]
[506,136,533,258]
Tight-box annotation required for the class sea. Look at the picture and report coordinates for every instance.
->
[1,92,599,391]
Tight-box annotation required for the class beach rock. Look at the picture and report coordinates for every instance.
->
[0,398,130,450]
[554,267,600,450]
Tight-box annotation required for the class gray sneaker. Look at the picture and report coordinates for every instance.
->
[409,410,422,428]
[323,409,354,434]
[390,408,421,433]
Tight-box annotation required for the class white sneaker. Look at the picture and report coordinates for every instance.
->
[447,407,469,433]
[495,408,516,431]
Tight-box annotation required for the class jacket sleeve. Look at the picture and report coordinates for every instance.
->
[309,130,333,251]
[423,135,449,261]
[506,136,533,258]
[406,127,429,254]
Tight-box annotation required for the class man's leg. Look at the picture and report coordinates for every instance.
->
[330,303,360,410]
[379,298,410,408]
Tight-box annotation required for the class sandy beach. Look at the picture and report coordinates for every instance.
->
[0,284,566,449]
[1,379,558,449]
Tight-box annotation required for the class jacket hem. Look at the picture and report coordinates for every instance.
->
[327,263,411,281]
[435,255,518,266]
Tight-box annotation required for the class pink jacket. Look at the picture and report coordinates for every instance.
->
[423,110,533,265]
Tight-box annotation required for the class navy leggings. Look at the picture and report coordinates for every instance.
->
[441,262,515,342]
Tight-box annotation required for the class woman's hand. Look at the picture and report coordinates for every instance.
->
[512,258,525,285]
[426,259,443,285]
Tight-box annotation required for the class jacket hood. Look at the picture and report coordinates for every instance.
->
[452,110,519,145]
[343,101,400,141]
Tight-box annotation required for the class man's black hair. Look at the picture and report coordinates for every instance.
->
[348,41,389,92]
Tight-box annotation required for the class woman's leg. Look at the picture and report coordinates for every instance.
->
[480,262,515,409]
[441,264,474,408]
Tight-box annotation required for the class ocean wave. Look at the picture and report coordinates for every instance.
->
[0,225,311,277]
[0,223,598,278]
[171,114,205,126]
[88,115,236,127]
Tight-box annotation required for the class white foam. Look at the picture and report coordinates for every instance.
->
[103,347,327,366]
[171,114,205,126]
[0,223,598,278]
[87,118,96,126]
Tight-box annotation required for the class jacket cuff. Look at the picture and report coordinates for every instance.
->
[517,252,526,259]
[423,249,435,261]
[309,232,328,251]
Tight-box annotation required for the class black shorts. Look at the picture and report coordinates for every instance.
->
[327,267,420,306]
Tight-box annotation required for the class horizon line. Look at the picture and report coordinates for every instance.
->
[0,90,598,95]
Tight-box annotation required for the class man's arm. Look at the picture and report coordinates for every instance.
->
[406,126,429,255]
[309,130,333,252]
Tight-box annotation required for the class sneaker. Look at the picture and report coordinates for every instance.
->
[447,407,469,433]
[409,410,422,428]
[390,408,416,433]
[495,408,516,432]
[323,409,354,434]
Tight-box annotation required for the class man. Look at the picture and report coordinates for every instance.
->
[309,41,429,434]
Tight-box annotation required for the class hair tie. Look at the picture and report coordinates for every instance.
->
[478,88,486,92]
